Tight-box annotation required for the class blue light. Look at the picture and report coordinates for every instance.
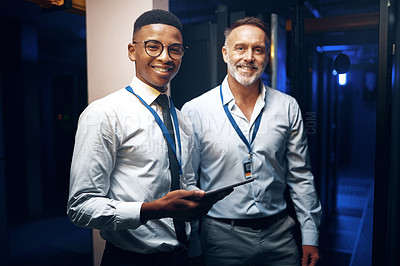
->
[339,73,347,85]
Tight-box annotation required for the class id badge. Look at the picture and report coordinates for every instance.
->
[243,155,252,179]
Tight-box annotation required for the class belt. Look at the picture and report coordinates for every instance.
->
[208,209,288,230]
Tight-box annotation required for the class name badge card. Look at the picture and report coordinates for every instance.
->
[243,155,252,179]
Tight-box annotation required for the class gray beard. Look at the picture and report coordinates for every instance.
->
[227,59,266,87]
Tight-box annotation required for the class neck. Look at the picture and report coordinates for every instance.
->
[228,75,260,101]
[227,76,261,121]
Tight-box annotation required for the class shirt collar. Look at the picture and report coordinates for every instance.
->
[221,75,267,110]
[129,77,170,105]
[253,83,266,116]
[221,76,235,106]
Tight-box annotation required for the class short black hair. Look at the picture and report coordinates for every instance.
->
[134,9,182,35]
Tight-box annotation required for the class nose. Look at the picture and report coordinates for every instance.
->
[158,46,172,62]
[243,48,254,61]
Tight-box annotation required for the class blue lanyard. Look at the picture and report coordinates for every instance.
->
[125,86,182,175]
[220,85,263,155]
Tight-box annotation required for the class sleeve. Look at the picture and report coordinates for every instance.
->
[181,102,202,185]
[181,102,203,257]
[66,103,143,231]
[178,107,199,192]
[285,99,322,246]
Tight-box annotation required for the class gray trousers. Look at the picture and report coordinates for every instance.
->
[201,215,300,266]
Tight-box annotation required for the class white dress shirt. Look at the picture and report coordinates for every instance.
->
[181,76,322,246]
[67,77,197,253]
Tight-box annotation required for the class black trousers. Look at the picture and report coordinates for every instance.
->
[100,241,188,266]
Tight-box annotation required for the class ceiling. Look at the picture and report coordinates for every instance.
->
[1,0,380,68]
[169,0,380,66]
[169,0,380,24]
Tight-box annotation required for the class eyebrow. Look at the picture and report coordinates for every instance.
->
[233,41,265,46]
[232,42,266,50]
[233,42,246,47]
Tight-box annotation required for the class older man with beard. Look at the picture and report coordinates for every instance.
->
[182,17,322,266]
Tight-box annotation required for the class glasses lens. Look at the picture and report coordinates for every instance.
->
[168,44,185,59]
[145,40,162,57]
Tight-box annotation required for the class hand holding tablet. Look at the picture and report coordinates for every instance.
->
[189,177,255,202]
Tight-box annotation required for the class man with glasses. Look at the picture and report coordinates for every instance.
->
[67,9,218,266]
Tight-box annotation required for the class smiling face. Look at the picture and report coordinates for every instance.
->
[222,25,269,88]
[128,24,183,92]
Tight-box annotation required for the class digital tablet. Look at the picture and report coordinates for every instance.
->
[202,177,256,200]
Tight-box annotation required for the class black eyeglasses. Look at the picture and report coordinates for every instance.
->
[133,40,186,60]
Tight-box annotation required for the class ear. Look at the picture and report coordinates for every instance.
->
[222,46,228,64]
[128,43,136,62]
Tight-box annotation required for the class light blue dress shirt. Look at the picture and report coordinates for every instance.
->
[67,77,197,253]
[181,76,322,246]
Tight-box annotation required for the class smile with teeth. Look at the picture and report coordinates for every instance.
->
[152,66,171,73]
[238,65,256,71]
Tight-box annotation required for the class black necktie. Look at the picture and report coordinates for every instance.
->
[155,94,187,245]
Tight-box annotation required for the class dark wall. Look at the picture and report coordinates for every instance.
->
[0,16,29,222]
[0,1,87,224]
[171,23,218,109]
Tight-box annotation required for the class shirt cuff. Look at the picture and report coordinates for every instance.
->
[115,201,143,230]
[302,230,319,246]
